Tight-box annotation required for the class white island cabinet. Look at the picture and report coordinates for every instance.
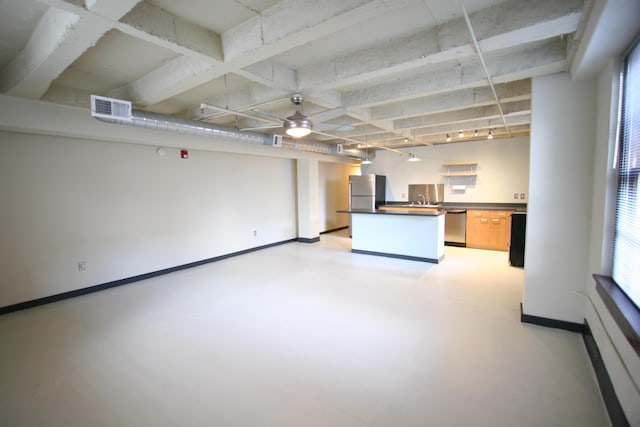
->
[342,209,445,263]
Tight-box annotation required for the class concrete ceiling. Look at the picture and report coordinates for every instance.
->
[0,0,607,153]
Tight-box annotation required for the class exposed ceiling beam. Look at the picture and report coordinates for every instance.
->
[297,0,581,92]
[342,38,567,107]
[1,0,140,98]
[115,0,416,107]
[369,80,531,121]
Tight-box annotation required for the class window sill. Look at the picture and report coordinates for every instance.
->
[594,274,640,357]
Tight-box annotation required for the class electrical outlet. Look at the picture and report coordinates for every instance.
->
[401,193,406,199]
[77,261,86,272]
[520,193,525,199]
[514,193,518,199]
[253,230,257,237]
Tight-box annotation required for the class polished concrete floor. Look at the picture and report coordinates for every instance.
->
[0,230,610,427]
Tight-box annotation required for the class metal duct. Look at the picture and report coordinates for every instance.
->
[96,108,366,160]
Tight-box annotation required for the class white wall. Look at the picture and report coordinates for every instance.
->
[318,161,357,231]
[0,131,298,307]
[585,60,640,426]
[363,136,530,203]
[523,72,596,323]
[0,96,355,308]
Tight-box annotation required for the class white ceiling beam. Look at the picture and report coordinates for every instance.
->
[342,38,567,108]
[238,60,297,93]
[109,56,215,106]
[394,100,531,129]
[0,0,140,99]
[221,0,414,66]
[413,115,531,138]
[370,80,531,121]
[120,0,414,107]
[297,0,581,91]
[118,2,223,62]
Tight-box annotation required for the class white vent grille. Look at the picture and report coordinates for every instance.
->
[90,95,132,121]
[271,134,283,147]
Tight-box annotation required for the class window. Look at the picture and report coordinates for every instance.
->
[613,39,640,308]
[596,37,640,357]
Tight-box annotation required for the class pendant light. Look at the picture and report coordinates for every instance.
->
[361,136,372,165]
[408,130,421,161]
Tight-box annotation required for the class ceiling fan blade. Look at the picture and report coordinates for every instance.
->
[314,123,354,132]
[199,104,268,122]
[308,107,347,124]
[252,109,286,123]
[240,125,282,131]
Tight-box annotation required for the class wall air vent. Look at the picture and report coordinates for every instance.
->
[271,134,283,147]
[90,95,132,122]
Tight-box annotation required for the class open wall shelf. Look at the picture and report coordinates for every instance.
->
[440,162,477,189]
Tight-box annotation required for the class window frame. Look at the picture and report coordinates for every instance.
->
[598,37,640,357]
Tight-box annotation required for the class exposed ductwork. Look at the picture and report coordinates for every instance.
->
[90,95,367,160]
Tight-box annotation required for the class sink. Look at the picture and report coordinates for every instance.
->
[400,204,442,208]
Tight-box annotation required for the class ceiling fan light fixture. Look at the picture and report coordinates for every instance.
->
[284,113,313,138]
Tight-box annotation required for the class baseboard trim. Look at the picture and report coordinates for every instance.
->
[582,320,630,427]
[0,238,297,316]
[444,241,466,248]
[321,226,348,234]
[298,236,320,244]
[351,249,444,264]
[519,303,585,333]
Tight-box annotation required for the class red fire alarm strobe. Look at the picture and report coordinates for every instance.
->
[180,149,189,159]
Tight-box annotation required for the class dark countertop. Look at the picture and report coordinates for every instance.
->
[383,202,528,212]
[337,209,445,217]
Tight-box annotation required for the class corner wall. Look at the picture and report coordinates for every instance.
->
[522,72,597,323]
[319,161,356,232]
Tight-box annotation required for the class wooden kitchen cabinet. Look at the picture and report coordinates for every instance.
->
[466,210,512,251]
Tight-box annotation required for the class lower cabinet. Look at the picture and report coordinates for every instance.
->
[466,210,512,251]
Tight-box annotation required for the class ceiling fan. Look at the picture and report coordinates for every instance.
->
[248,94,354,138]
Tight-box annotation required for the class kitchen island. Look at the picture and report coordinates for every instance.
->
[337,208,445,263]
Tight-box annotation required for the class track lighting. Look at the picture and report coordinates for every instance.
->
[446,134,451,142]
[474,130,479,137]
[487,130,493,140]
[458,131,464,138]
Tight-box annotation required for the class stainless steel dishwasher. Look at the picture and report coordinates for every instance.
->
[445,209,467,246]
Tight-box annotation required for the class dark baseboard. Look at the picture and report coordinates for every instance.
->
[351,249,443,264]
[0,238,297,316]
[519,303,585,333]
[444,241,466,247]
[321,226,348,234]
[583,320,630,427]
[298,236,320,244]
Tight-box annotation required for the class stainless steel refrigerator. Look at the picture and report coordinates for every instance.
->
[349,174,386,234]
[349,174,386,210]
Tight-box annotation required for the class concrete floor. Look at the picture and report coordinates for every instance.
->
[0,230,610,427]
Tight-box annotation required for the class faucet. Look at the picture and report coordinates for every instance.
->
[417,193,426,205]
